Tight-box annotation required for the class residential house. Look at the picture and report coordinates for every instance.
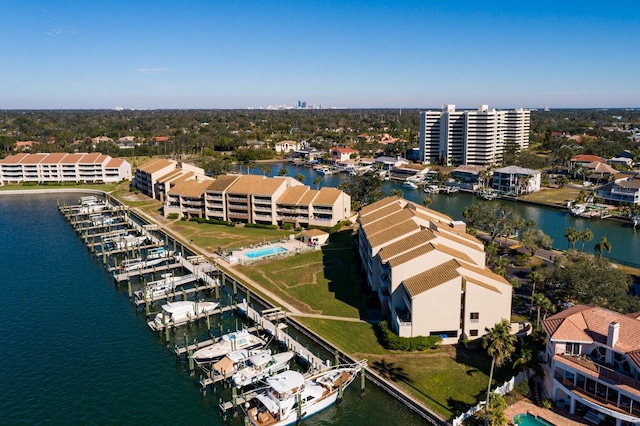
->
[358,196,512,343]
[330,147,358,163]
[274,140,301,154]
[451,165,487,190]
[14,141,39,151]
[375,156,409,171]
[583,161,618,183]
[491,166,541,195]
[595,173,640,205]
[570,155,605,172]
[542,305,640,426]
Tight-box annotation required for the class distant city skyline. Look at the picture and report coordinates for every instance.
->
[1,1,639,110]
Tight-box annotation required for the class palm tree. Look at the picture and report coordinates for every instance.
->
[579,228,594,252]
[532,293,551,329]
[527,270,544,314]
[261,165,271,176]
[294,173,306,183]
[313,176,322,190]
[564,227,579,250]
[423,197,432,208]
[594,236,612,258]
[482,319,516,425]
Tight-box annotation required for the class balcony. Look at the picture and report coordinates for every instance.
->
[555,354,640,394]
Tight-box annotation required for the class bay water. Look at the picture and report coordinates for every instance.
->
[0,193,425,425]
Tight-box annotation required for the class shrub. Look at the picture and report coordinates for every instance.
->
[542,398,554,409]
[375,320,441,351]
[244,223,278,230]
[167,213,179,219]
[282,223,293,230]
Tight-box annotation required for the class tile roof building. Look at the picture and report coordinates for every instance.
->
[157,172,351,228]
[542,305,640,425]
[358,196,512,343]
[595,173,640,206]
[419,104,530,166]
[0,152,131,185]
[132,158,206,200]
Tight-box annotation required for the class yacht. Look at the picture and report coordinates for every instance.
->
[402,181,418,190]
[570,204,587,215]
[232,351,295,388]
[191,329,266,363]
[212,348,272,376]
[120,247,173,272]
[150,300,219,331]
[316,167,334,175]
[243,360,367,426]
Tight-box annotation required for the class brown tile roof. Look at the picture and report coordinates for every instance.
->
[20,153,48,164]
[464,276,501,293]
[59,153,85,164]
[359,203,403,226]
[300,228,328,237]
[277,186,309,205]
[433,243,477,265]
[80,153,103,164]
[457,261,511,286]
[432,229,484,252]
[228,175,285,196]
[409,203,455,223]
[0,153,28,163]
[368,220,420,249]
[571,154,604,163]
[313,187,342,205]
[300,189,319,204]
[378,228,437,262]
[362,209,415,238]
[138,158,175,174]
[42,153,68,163]
[402,259,461,297]
[359,196,401,216]
[157,169,188,183]
[206,174,242,192]
[106,157,125,168]
[167,178,211,198]
[388,243,436,267]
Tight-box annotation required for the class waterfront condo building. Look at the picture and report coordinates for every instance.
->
[358,196,512,344]
[0,152,131,185]
[132,158,206,201]
[542,305,640,425]
[159,173,351,228]
[418,105,530,166]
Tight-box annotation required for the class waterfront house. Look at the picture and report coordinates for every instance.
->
[274,140,301,154]
[542,305,640,426]
[330,147,358,163]
[594,173,640,206]
[450,165,487,190]
[570,155,605,172]
[0,152,131,185]
[375,156,409,171]
[491,165,541,195]
[358,196,512,343]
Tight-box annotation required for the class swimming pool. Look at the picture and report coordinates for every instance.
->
[244,245,288,259]
[513,413,555,426]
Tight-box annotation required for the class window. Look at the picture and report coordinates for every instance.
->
[470,329,478,337]
[470,312,479,321]
[565,342,581,356]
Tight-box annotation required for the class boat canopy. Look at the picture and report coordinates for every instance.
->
[266,370,305,393]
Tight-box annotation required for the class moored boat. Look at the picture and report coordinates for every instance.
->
[150,300,219,330]
[402,181,418,190]
[191,329,266,363]
[242,360,367,426]
[232,351,295,388]
[212,348,272,377]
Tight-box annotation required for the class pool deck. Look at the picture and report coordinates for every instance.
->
[231,239,308,263]
[506,400,588,425]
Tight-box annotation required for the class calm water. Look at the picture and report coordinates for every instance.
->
[252,163,640,267]
[0,193,426,425]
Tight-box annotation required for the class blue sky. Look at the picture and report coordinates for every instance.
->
[1,0,638,109]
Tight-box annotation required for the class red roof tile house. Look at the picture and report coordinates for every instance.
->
[569,155,605,172]
[330,147,358,163]
[542,305,640,425]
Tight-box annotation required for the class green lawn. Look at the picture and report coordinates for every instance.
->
[166,221,292,253]
[236,230,367,318]
[295,317,390,354]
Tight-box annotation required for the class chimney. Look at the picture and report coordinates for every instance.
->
[607,322,620,348]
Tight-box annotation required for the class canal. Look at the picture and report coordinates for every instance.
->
[249,162,640,268]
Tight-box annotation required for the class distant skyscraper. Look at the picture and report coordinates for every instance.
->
[418,105,530,166]
[297,100,307,109]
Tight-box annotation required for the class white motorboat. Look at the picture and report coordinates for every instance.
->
[243,360,367,426]
[402,181,418,190]
[120,247,173,272]
[140,273,200,298]
[570,204,587,215]
[316,167,334,175]
[150,300,219,330]
[212,348,272,376]
[90,214,116,226]
[423,185,441,194]
[232,351,294,388]
[191,329,266,362]
[443,186,459,194]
